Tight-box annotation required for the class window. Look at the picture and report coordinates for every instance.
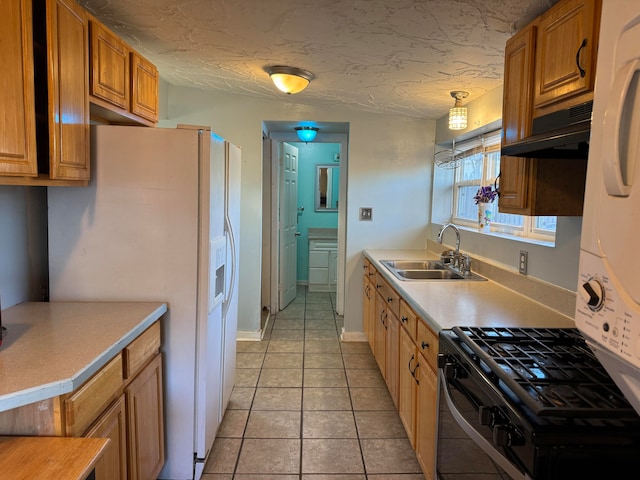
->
[449,132,556,242]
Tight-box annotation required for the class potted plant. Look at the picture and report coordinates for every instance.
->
[474,185,498,232]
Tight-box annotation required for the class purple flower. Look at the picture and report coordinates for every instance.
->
[474,185,498,205]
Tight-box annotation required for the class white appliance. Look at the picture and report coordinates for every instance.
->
[575,1,640,417]
[47,125,241,480]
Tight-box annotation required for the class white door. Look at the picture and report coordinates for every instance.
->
[279,142,299,309]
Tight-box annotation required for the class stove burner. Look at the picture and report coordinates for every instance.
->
[450,326,637,417]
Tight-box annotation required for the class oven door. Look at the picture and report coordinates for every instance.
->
[436,369,530,480]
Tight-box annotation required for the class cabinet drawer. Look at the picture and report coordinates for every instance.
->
[65,353,123,437]
[124,321,161,380]
[399,301,417,341]
[375,273,400,319]
[416,321,439,372]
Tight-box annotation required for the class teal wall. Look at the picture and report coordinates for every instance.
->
[293,142,340,282]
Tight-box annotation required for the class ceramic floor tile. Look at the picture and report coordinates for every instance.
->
[200,474,233,480]
[305,310,336,321]
[217,409,249,437]
[227,387,255,410]
[349,387,396,411]
[304,353,344,369]
[302,476,366,480]
[272,318,306,330]
[354,410,407,438]
[341,342,373,354]
[302,439,364,474]
[342,353,378,369]
[252,387,302,410]
[258,368,303,387]
[236,341,269,353]
[270,329,305,341]
[303,369,348,387]
[367,475,426,480]
[235,369,261,387]
[244,410,301,438]
[203,438,241,473]
[303,411,357,438]
[303,387,352,411]
[263,353,304,369]
[306,329,339,340]
[305,319,337,330]
[236,438,301,474]
[360,439,422,474]
[276,305,306,319]
[305,292,332,304]
[235,476,299,480]
[304,340,341,353]
[305,303,333,311]
[345,368,386,388]
[268,340,305,353]
[236,352,266,369]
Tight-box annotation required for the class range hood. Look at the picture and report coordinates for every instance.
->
[501,100,592,159]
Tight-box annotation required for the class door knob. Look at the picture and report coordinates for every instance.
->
[295,232,301,236]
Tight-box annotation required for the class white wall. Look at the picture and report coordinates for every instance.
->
[160,84,435,335]
[0,186,48,309]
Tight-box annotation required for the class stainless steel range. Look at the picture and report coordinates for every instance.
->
[437,327,640,479]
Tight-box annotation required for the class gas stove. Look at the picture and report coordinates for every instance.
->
[438,326,640,479]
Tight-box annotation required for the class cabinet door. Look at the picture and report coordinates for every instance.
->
[328,250,338,285]
[85,395,128,480]
[398,327,417,448]
[415,359,438,480]
[502,25,535,147]
[46,0,90,181]
[385,311,400,408]
[90,20,129,110]
[130,51,159,123]
[126,354,165,480]
[363,275,373,349]
[533,0,601,112]
[0,0,37,177]
[373,294,387,376]
[498,157,532,212]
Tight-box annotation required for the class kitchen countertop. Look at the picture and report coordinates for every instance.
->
[0,436,110,480]
[0,301,167,412]
[365,249,575,333]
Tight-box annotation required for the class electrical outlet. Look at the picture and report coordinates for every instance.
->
[519,251,528,275]
[360,207,373,221]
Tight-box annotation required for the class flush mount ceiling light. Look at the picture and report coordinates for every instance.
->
[448,91,469,130]
[265,66,315,94]
[295,126,319,143]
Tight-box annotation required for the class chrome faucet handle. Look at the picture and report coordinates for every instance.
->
[461,254,472,276]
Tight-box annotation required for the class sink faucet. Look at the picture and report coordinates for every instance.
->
[437,223,460,253]
[436,223,471,275]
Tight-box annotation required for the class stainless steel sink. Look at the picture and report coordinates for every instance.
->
[380,259,487,282]
[381,260,446,270]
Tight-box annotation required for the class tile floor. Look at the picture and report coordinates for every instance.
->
[202,286,425,480]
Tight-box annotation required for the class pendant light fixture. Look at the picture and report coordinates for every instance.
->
[448,91,469,130]
[295,126,319,143]
[265,66,315,94]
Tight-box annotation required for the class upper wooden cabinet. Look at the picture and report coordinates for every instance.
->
[88,18,159,125]
[0,0,37,178]
[1,0,89,186]
[533,0,602,117]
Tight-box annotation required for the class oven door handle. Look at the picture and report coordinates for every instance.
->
[438,370,531,480]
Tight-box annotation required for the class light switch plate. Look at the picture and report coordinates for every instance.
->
[360,207,373,221]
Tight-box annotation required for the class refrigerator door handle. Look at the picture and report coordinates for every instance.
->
[223,214,236,318]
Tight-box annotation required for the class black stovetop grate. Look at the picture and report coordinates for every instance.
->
[451,326,636,417]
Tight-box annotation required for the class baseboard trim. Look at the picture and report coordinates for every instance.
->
[340,328,367,342]
[237,330,262,341]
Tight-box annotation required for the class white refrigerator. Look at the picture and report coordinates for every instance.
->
[47,124,241,480]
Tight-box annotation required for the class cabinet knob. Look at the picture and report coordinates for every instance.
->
[401,316,408,323]
[421,341,429,350]
[387,297,393,303]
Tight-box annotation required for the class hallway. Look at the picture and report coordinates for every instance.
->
[202,286,424,479]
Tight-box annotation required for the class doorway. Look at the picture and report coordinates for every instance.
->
[261,121,349,322]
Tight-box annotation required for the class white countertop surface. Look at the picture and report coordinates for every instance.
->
[365,249,575,333]
[0,302,167,412]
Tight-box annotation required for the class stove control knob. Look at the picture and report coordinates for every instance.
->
[479,406,497,427]
[493,425,524,447]
[579,278,605,311]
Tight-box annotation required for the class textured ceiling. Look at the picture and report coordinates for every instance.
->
[80,0,558,120]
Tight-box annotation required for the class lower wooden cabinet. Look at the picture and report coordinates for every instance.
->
[415,352,438,480]
[125,353,165,480]
[85,395,128,480]
[362,261,439,480]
